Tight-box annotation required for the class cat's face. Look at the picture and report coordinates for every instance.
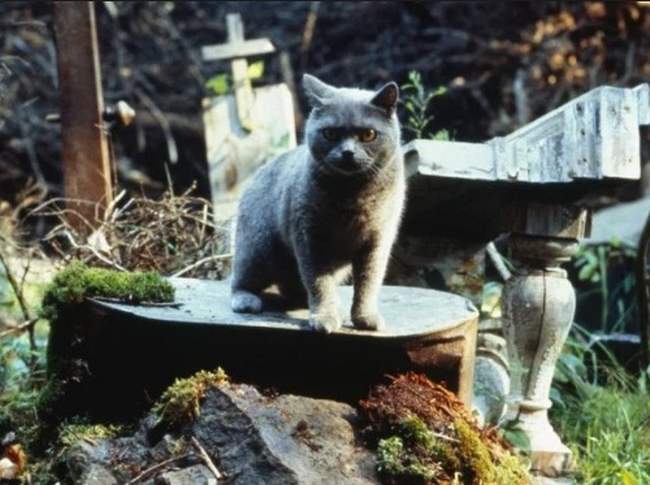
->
[303,74,401,176]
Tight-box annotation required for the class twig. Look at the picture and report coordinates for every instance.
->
[432,431,460,443]
[0,249,36,356]
[486,242,512,282]
[125,453,191,484]
[0,318,37,340]
[60,230,128,272]
[513,68,529,127]
[171,254,233,278]
[300,2,320,69]
[134,86,178,165]
[191,437,223,480]
[0,248,32,322]
[91,296,182,308]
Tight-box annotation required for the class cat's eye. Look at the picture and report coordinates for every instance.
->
[322,128,339,141]
[358,128,377,142]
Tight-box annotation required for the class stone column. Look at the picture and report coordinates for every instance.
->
[500,204,589,477]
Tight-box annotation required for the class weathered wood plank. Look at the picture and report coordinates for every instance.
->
[406,83,650,184]
[54,2,112,233]
[202,38,275,61]
[203,83,296,221]
[409,140,495,180]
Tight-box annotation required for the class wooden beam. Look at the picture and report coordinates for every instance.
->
[54,1,112,234]
[201,38,275,62]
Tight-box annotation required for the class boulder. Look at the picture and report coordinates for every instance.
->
[65,383,378,484]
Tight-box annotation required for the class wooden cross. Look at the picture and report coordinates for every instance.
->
[202,14,275,131]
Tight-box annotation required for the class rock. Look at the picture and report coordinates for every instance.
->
[66,442,118,485]
[192,385,378,484]
[78,464,119,485]
[64,383,378,484]
[157,464,216,485]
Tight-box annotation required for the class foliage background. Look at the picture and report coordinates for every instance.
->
[1,1,650,218]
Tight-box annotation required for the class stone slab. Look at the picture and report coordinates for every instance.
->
[91,278,478,340]
[50,279,478,419]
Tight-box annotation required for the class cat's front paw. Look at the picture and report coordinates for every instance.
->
[309,310,342,334]
[352,311,385,331]
[231,290,263,313]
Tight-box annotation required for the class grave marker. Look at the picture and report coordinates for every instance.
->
[202,14,296,221]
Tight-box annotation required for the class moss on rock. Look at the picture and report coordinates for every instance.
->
[37,261,175,431]
[360,373,530,484]
[40,260,174,322]
[58,422,124,451]
[152,368,229,429]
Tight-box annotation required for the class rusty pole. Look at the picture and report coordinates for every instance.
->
[54,1,112,234]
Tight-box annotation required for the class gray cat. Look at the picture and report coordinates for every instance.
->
[230,74,405,333]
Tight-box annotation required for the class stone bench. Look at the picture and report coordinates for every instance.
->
[399,82,649,477]
[57,278,477,419]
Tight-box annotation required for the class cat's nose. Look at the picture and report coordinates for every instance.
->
[341,150,355,162]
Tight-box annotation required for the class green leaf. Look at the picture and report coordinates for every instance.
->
[578,264,596,281]
[247,61,264,80]
[433,86,447,96]
[432,129,449,141]
[499,421,531,453]
[205,74,229,96]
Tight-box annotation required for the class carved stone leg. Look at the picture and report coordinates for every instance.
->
[501,235,578,477]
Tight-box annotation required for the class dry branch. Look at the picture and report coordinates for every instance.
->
[36,184,231,279]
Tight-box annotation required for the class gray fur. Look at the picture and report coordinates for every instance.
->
[231,73,405,333]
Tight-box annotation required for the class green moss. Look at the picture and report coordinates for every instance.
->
[376,416,454,483]
[377,435,441,482]
[454,417,497,484]
[454,418,528,485]
[152,368,228,429]
[35,378,65,417]
[58,422,124,450]
[374,414,528,484]
[40,260,174,321]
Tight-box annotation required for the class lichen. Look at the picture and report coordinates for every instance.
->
[152,368,229,429]
[40,260,174,322]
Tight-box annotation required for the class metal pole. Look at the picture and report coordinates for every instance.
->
[54,1,112,234]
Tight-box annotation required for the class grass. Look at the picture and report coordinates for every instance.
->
[550,326,650,485]
[551,374,650,484]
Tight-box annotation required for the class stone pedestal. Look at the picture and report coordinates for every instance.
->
[502,235,579,476]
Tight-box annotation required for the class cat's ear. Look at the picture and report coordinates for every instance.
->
[371,82,399,116]
[303,73,336,107]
